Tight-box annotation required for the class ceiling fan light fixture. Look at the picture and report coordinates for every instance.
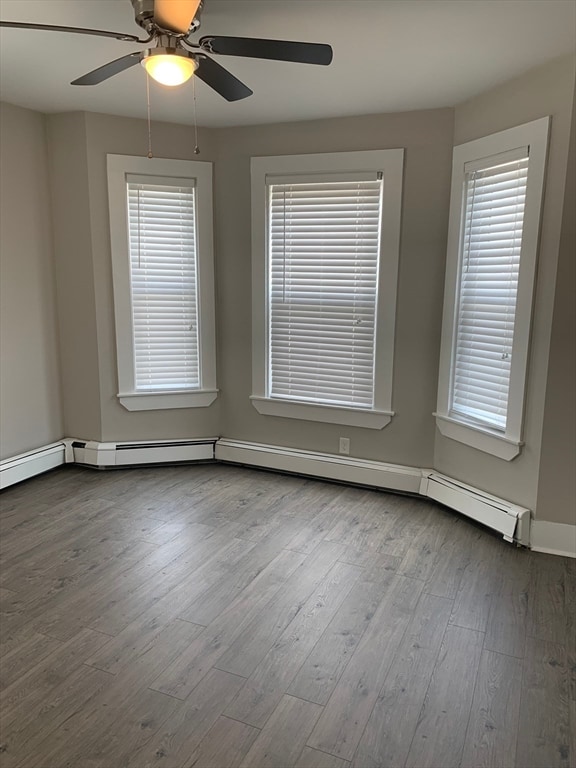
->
[142,47,197,86]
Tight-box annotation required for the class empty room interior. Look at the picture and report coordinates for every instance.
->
[0,1,575,767]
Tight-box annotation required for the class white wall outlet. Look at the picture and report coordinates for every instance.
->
[339,437,350,455]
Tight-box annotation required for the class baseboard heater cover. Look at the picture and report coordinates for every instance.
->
[420,471,530,547]
[215,439,423,494]
[72,438,217,467]
[0,442,67,489]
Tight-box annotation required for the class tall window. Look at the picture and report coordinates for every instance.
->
[127,178,199,392]
[436,117,549,459]
[251,150,404,429]
[108,155,217,411]
[268,176,382,408]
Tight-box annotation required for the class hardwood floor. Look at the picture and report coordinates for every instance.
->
[0,463,574,768]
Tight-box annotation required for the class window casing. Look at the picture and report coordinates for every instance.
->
[435,117,549,459]
[108,155,217,411]
[251,150,404,429]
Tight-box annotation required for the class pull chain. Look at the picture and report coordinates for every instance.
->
[192,74,200,154]
[146,71,153,159]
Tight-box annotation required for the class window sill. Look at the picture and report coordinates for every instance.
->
[251,396,393,429]
[434,413,522,461]
[118,390,218,412]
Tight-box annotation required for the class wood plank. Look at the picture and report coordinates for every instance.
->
[424,520,482,599]
[0,627,110,727]
[484,546,531,658]
[150,549,306,700]
[570,699,576,768]
[352,593,452,768]
[527,552,568,645]
[307,574,424,761]
[284,504,343,555]
[404,625,484,768]
[449,533,504,633]
[0,665,112,768]
[4,539,158,641]
[337,547,401,574]
[324,492,396,552]
[239,695,323,768]
[183,716,260,768]
[288,576,396,706]
[0,631,61,690]
[127,669,247,768]
[87,532,252,636]
[295,747,350,768]
[460,649,523,768]
[34,524,222,640]
[177,524,302,626]
[516,637,571,768]
[398,513,455,582]
[17,619,204,768]
[215,541,347,678]
[224,561,363,727]
[19,685,181,768]
[377,498,434,559]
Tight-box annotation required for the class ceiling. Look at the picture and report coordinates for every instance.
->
[0,0,574,128]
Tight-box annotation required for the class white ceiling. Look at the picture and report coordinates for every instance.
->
[1,0,574,127]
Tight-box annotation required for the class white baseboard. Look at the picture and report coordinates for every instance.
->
[530,520,576,558]
[215,439,423,494]
[71,437,217,467]
[420,471,531,547]
[0,442,67,489]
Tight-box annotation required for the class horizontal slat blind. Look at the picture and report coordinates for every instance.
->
[450,154,529,429]
[268,177,383,407]
[127,180,199,391]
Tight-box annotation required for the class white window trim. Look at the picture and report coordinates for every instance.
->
[251,149,404,429]
[107,154,217,411]
[435,117,550,459]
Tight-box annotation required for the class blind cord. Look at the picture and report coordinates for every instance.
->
[146,72,153,159]
[193,75,200,155]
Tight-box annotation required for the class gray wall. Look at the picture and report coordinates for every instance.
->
[0,103,63,458]
[213,108,454,468]
[433,55,576,523]
[536,75,576,525]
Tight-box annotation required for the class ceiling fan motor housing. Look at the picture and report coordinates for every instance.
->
[130,0,203,35]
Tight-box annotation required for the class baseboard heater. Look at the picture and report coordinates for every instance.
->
[215,438,423,494]
[71,438,217,467]
[0,442,67,490]
[420,471,530,547]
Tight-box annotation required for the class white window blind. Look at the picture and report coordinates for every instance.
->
[450,151,529,430]
[127,177,199,391]
[267,175,383,408]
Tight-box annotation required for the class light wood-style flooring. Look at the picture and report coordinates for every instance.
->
[0,463,574,768]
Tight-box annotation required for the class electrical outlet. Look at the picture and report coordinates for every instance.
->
[339,437,350,455]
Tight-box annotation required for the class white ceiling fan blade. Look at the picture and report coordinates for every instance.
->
[154,0,201,34]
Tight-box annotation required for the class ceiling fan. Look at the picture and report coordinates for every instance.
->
[0,0,333,101]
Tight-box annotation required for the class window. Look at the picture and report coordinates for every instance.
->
[251,150,404,428]
[435,117,549,459]
[107,155,217,411]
